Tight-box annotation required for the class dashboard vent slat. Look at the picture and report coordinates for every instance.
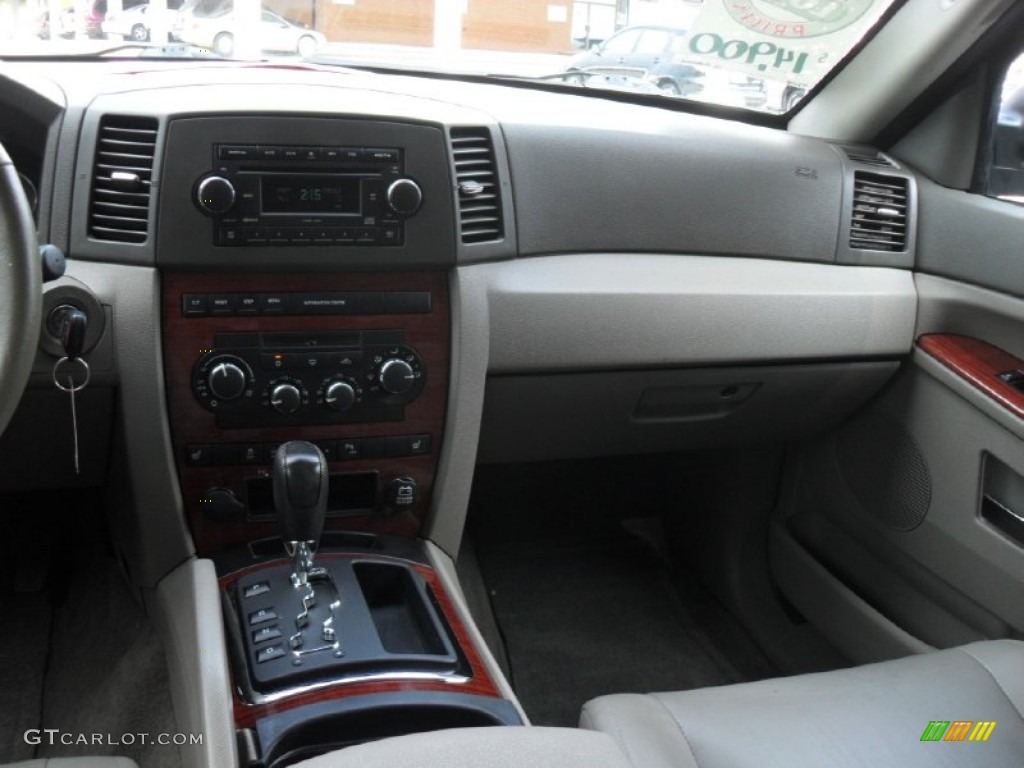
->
[849,171,909,252]
[89,115,157,244]
[450,127,504,244]
[840,145,896,168]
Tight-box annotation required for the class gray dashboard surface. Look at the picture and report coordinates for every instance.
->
[501,120,843,264]
[0,63,915,271]
[474,254,917,374]
[915,176,1024,299]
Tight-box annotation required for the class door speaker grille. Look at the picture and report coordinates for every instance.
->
[836,414,931,531]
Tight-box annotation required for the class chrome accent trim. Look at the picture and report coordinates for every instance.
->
[237,669,472,706]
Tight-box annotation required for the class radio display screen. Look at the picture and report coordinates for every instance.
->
[261,176,361,215]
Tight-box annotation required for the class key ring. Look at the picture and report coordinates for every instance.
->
[53,356,91,392]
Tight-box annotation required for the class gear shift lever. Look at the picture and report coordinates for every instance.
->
[273,440,328,586]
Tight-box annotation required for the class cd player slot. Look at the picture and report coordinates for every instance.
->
[213,330,404,349]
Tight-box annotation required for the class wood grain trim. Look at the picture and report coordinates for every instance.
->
[918,334,1024,419]
[220,554,502,729]
[161,271,449,555]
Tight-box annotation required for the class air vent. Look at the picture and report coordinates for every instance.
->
[840,145,896,168]
[89,115,157,243]
[849,172,909,252]
[450,127,503,244]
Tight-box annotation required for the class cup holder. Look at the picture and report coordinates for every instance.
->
[257,693,523,768]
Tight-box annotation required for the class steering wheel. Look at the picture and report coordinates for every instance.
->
[0,141,42,436]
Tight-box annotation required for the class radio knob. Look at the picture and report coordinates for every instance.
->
[324,379,357,411]
[207,359,248,401]
[386,178,423,216]
[195,176,236,215]
[270,383,303,414]
[378,358,416,395]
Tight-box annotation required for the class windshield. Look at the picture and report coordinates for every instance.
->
[0,0,900,114]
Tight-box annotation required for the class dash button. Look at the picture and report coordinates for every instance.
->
[256,644,286,663]
[243,582,271,599]
[249,608,278,626]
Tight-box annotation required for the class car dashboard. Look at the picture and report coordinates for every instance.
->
[0,58,922,767]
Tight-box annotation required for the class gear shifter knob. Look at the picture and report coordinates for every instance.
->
[273,441,328,584]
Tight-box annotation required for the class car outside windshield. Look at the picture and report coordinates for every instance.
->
[0,0,900,114]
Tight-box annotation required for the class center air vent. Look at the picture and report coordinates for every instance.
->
[849,171,909,252]
[449,127,503,244]
[89,115,158,244]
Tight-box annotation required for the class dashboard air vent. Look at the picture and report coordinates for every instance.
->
[89,115,158,243]
[840,145,895,168]
[849,172,909,252]
[450,127,503,244]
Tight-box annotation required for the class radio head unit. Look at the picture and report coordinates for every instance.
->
[193,144,423,248]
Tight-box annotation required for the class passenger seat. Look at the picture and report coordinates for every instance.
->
[581,640,1024,768]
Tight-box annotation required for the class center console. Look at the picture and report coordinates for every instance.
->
[162,270,449,553]
[153,114,520,767]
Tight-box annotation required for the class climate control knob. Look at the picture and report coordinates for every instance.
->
[378,358,416,395]
[324,379,357,411]
[195,176,236,215]
[386,178,423,216]
[207,358,249,401]
[269,382,303,415]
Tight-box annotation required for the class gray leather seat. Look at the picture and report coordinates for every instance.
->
[292,727,631,768]
[581,639,1024,768]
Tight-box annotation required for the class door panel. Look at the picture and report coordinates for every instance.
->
[773,203,1024,664]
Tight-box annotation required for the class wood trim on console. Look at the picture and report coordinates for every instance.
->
[918,334,1024,419]
[162,272,449,555]
[219,554,502,729]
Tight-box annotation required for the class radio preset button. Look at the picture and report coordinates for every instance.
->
[237,294,259,314]
[209,294,236,315]
[218,145,256,160]
[182,294,209,316]
[259,294,288,314]
[216,228,240,246]
[367,149,399,163]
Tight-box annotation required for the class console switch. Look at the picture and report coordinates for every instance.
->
[249,608,278,626]
[382,476,418,517]
[256,645,286,664]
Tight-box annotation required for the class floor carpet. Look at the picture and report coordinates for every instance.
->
[0,492,181,768]
[469,457,778,727]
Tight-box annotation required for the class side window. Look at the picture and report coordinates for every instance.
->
[636,29,671,56]
[985,52,1024,204]
[601,29,640,56]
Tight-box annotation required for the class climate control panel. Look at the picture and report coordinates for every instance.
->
[191,329,425,428]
